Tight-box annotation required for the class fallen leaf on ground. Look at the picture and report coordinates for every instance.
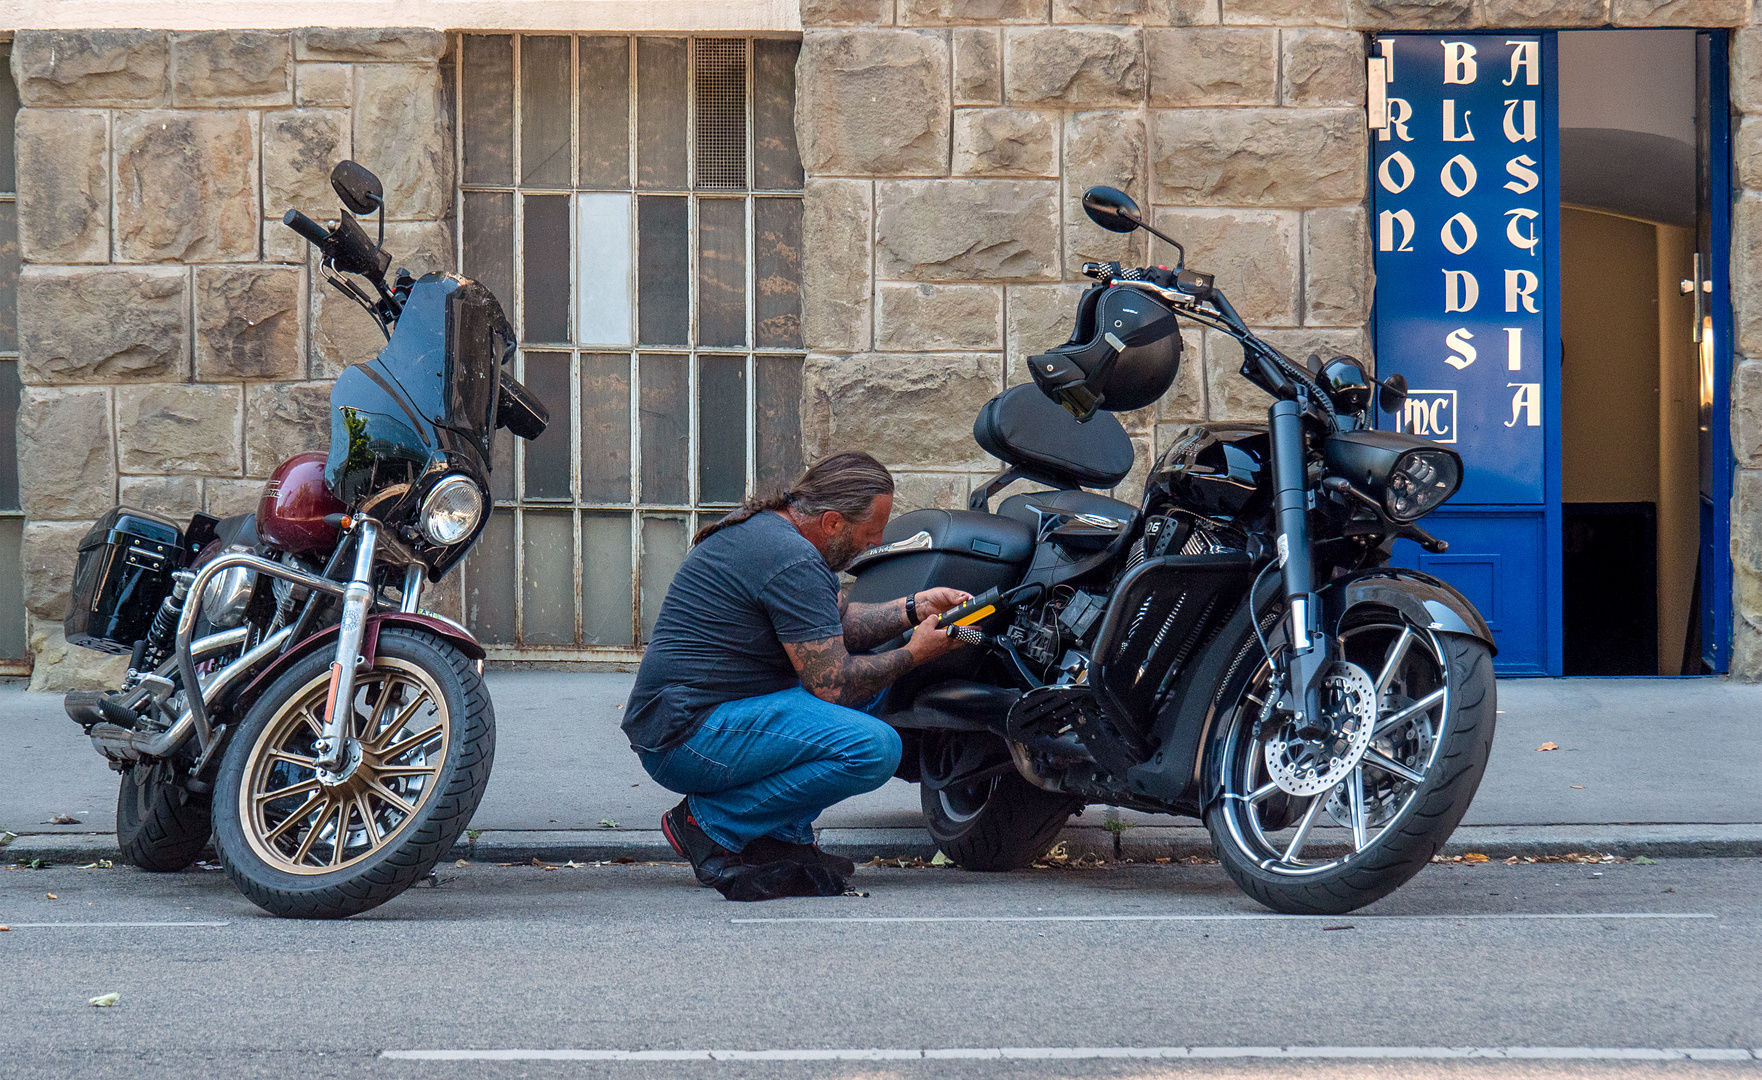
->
[1570,785,1585,789]
[45,815,81,825]
[930,851,952,866]
[75,860,113,870]
[0,925,10,931]
[45,893,57,900]
[455,859,470,867]
[1633,856,1658,865]
[614,856,636,864]
[1460,852,1490,863]
[87,993,119,1007]
[1536,742,1559,752]
[598,818,619,829]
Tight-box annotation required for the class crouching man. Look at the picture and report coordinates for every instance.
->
[622,451,969,893]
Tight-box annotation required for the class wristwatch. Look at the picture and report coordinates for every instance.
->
[905,592,919,625]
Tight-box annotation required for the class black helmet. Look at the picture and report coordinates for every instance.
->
[1027,285,1182,421]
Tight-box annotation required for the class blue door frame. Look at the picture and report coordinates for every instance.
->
[1699,29,1734,675]
[1370,29,1733,676]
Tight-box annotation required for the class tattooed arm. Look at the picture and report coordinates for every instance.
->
[838,598,911,653]
[838,587,975,653]
[783,616,965,707]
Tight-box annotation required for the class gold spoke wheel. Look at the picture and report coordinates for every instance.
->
[239,658,450,876]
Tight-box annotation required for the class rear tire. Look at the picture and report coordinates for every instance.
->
[213,628,494,919]
[919,732,1080,871]
[116,761,211,872]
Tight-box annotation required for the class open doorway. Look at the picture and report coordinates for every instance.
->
[1557,29,1707,675]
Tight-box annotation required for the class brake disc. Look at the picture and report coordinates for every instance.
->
[1328,701,1435,828]
[1263,661,1377,797]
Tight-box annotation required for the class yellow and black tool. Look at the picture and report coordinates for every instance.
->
[935,587,1003,629]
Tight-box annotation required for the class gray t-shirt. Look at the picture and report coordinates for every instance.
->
[623,511,845,752]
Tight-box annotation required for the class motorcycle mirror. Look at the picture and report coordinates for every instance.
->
[330,160,384,217]
[1082,186,1143,234]
[1378,372,1409,414]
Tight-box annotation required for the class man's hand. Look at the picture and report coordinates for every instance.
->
[904,610,965,664]
[914,587,972,621]
[838,587,973,652]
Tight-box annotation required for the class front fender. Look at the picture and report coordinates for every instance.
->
[229,612,484,714]
[1321,566,1496,655]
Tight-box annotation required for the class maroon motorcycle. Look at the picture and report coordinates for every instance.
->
[61,161,547,918]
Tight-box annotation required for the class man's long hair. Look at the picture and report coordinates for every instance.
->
[692,451,895,546]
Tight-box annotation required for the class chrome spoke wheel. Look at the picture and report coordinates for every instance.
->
[240,659,450,876]
[1217,617,1450,877]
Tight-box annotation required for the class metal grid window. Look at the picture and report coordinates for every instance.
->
[451,34,805,660]
[0,40,27,671]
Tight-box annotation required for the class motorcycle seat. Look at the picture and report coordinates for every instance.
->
[974,383,1134,490]
[997,488,1140,536]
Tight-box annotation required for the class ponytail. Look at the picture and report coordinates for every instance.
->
[692,451,894,546]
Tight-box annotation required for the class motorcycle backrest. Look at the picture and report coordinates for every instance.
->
[974,383,1134,491]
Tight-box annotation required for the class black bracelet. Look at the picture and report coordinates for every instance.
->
[904,593,918,626]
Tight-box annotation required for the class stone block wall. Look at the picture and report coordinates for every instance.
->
[794,0,1762,679]
[10,28,453,689]
[794,2,1376,520]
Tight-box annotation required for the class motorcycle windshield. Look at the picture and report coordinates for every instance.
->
[326,404,434,508]
[324,273,515,509]
[368,274,513,454]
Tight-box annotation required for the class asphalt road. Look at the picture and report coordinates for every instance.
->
[2,855,1760,1079]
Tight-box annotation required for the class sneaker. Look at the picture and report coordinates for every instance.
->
[743,834,857,877]
[661,798,737,887]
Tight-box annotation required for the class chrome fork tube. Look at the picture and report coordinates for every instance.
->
[316,519,380,769]
[399,562,425,614]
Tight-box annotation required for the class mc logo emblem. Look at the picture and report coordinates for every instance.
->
[1397,390,1458,444]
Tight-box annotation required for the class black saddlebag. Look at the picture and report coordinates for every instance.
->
[64,507,183,654]
[845,508,1034,605]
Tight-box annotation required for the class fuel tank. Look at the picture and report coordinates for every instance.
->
[257,451,345,555]
[1143,423,1271,525]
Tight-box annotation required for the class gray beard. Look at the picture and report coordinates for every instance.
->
[821,533,862,573]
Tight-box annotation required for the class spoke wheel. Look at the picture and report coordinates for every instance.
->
[240,659,449,875]
[1206,609,1496,915]
[213,628,495,919]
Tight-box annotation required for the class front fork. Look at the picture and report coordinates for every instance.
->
[1267,397,1334,733]
[314,519,379,771]
[312,522,426,771]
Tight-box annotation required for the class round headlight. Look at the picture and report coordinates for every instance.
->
[419,476,484,546]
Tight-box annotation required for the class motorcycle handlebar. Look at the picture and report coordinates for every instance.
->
[282,209,331,248]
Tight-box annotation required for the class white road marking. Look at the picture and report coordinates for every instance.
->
[382,1047,1761,1062]
[729,912,1717,925]
[0,921,231,928]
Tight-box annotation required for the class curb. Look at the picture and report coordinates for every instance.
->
[7,823,1762,866]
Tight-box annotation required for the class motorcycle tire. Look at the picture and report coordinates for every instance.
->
[922,766,1081,872]
[116,761,212,872]
[212,628,494,919]
[1206,615,1496,915]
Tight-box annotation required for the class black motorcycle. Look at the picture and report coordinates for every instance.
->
[60,161,547,918]
[849,186,1496,915]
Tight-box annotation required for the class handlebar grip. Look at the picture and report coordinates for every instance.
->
[282,209,331,247]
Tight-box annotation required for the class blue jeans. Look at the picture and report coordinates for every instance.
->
[637,687,902,852]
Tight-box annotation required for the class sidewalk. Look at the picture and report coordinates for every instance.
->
[4,671,1760,864]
